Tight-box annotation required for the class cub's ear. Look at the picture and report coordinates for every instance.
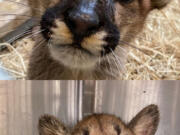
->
[128,105,160,135]
[38,114,68,135]
[151,0,171,9]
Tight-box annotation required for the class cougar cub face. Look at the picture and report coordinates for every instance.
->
[40,0,169,69]
[38,105,159,135]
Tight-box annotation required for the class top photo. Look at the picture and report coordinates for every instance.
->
[0,0,179,80]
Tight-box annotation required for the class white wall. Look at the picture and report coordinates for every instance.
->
[0,81,180,135]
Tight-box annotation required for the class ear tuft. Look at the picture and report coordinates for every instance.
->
[151,0,171,9]
[38,114,67,135]
[128,105,160,135]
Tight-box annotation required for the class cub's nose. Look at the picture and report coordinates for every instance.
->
[68,9,99,33]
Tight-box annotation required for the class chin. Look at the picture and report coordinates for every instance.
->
[49,44,99,69]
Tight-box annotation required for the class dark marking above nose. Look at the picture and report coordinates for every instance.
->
[114,125,121,135]
[83,129,89,135]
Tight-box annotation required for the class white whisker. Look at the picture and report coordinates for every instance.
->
[24,29,45,39]
[7,29,33,43]
[32,39,46,52]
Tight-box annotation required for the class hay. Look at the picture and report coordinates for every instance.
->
[0,0,179,80]
[0,38,34,79]
[124,0,180,80]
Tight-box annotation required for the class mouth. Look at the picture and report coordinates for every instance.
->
[42,20,120,56]
[40,3,120,57]
[54,43,95,56]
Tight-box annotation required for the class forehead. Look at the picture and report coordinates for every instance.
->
[74,115,126,131]
[72,114,135,135]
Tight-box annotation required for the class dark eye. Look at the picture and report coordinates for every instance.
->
[114,125,121,135]
[83,129,89,135]
[118,0,134,4]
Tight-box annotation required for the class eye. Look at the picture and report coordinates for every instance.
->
[114,125,121,135]
[83,129,89,135]
[118,0,134,4]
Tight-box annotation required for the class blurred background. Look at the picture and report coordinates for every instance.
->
[0,81,180,135]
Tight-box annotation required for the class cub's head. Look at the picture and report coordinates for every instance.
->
[38,105,159,135]
[40,0,170,69]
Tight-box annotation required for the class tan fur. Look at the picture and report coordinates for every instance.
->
[81,31,107,54]
[27,0,171,80]
[28,39,117,79]
[38,105,159,135]
[51,20,73,45]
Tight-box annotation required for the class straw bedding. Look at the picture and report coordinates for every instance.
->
[0,0,179,80]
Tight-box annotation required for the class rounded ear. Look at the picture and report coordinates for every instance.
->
[151,0,171,9]
[128,105,160,135]
[38,114,68,135]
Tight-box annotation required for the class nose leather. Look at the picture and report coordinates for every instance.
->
[68,0,99,33]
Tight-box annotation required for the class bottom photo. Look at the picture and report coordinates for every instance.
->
[0,81,180,135]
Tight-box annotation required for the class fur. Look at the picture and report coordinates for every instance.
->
[27,0,171,80]
[38,104,160,135]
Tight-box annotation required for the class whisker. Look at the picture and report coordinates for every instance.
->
[122,33,157,43]
[0,18,41,46]
[32,38,46,52]
[7,29,33,43]
[111,53,121,73]
[106,55,114,77]
[47,36,52,49]
[110,48,124,72]
[117,46,127,54]
[119,40,147,55]
[24,29,45,39]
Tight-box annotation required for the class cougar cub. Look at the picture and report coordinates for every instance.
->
[27,0,170,79]
[38,105,159,135]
